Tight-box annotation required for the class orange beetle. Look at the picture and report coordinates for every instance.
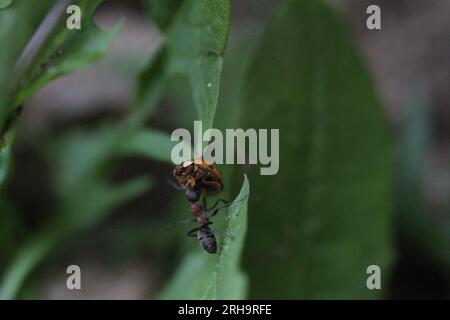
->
[173,159,224,203]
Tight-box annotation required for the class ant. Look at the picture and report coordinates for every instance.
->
[171,159,245,254]
[185,199,234,254]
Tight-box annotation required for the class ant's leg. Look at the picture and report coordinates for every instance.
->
[176,217,197,225]
[186,221,213,237]
[202,195,208,211]
[186,226,202,237]
[209,198,230,210]
[206,196,248,219]
[204,199,231,219]
[205,198,232,213]
[166,179,184,190]
[208,207,221,219]
[165,217,196,229]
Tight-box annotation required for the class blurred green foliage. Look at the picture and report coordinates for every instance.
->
[241,0,394,299]
[0,0,447,300]
[0,0,120,187]
[0,0,12,10]
[12,0,122,108]
[396,98,450,274]
[0,0,53,186]
[0,0,50,113]
[139,0,230,132]
[144,0,183,31]
[0,0,157,299]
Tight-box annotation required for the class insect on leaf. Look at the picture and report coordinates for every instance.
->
[160,175,249,299]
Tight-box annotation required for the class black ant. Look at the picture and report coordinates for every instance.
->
[186,199,230,254]
[168,161,245,254]
[181,198,244,254]
[187,222,217,254]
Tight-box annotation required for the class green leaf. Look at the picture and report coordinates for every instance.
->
[0,0,53,255]
[241,0,394,299]
[134,48,168,121]
[0,0,53,122]
[0,0,120,187]
[0,124,153,299]
[0,126,15,187]
[12,0,121,107]
[0,173,152,300]
[137,0,231,131]
[120,128,188,163]
[0,193,20,272]
[144,0,183,31]
[160,175,249,299]
[0,0,12,10]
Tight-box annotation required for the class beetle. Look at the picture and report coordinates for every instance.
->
[172,159,224,203]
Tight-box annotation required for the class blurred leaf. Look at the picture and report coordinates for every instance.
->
[0,0,53,187]
[12,0,121,107]
[396,97,450,271]
[0,126,15,187]
[0,0,12,10]
[121,128,192,163]
[0,230,53,300]
[0,0,119,187]
[0,0,125,288]
[137,0,231,131]
[0,0,52,121]
[61,177,152,229]
[160,175,249,299]
[51,126,153,226]
[242,0,394,299]
[134,48,168,121]
[214,27,258,133]
[0,182,151,300]
[46,124,155,228]
[0,194,20,272]
[0,124,153,299]
[0,2,55,277]
[144,0,183,31]
[48,125,122,191]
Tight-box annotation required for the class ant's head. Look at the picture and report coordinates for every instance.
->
[186,189,201,203]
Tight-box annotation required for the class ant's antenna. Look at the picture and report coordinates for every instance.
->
[166,179,184,190]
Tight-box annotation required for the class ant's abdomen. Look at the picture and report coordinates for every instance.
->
[198,229,217,254]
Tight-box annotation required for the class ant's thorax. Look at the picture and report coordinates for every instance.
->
[191,203,209,225]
